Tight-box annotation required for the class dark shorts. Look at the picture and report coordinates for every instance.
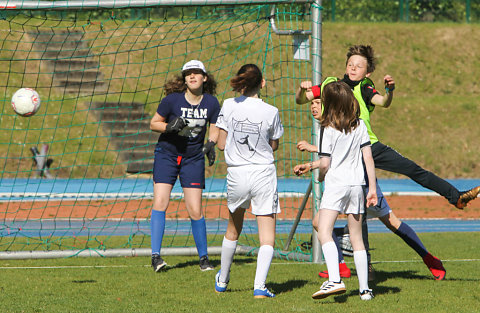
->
[153,146,205,189]
[365,180,392,219]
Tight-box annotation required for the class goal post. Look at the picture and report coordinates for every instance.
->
[0,0,323,262]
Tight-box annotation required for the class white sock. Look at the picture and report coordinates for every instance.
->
[322,241,340,282]
[254,245,274,290]
[332,231,345,263]
[354,250,369,292]
[220,237,237,283]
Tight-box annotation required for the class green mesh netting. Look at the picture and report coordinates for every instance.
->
[0,1,318,260]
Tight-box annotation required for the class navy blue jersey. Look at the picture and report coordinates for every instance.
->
[156,92,220,157]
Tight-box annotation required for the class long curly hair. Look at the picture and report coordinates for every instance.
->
[320,81,360,133]
[164,71,217,95]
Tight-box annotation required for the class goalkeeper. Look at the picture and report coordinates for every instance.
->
[149,60,220,272]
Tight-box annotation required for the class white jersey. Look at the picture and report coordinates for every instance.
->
[318,119,371,187]
[216,96,284,166]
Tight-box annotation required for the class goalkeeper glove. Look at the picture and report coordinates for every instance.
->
[202,140,216,166]
[165,116,188,133]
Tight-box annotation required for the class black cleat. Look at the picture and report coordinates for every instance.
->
[199,255,214,271]
[151,255,167,272]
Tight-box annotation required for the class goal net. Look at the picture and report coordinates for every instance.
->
[0,0,319,260]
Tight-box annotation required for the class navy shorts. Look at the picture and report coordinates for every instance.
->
[365,180,392,219]
[153,146,205,189]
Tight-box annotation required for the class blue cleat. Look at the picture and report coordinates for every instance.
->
[253,287,275,298]
[215,270,228,293]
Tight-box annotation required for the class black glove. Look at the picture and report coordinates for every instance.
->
[165,116,188,133]
[202,140,216,166]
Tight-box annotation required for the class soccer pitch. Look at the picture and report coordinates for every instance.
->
[0,231,478,313]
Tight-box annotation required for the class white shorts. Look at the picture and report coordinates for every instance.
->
[226,164,280,216]
[320,185,364,215]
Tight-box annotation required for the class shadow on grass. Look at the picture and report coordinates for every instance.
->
[224,279,310,295]
[269,279,310,295]
[353,267,480,283]
[164,256,257,271]
[371,269,429,283]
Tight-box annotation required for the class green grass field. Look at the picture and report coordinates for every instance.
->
[0,232,478,312]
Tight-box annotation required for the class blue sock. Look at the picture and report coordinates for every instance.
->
[150,210,166,256]
[191,217,208,258]
[394,222,428,258]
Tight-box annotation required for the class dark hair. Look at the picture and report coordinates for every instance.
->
[320,81,360,133]
[230,64,262,95]
[164,71,217,95]
[346,45,376,73]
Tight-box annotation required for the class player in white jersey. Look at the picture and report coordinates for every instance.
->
[214,64,284,298]
[294,81,377,301]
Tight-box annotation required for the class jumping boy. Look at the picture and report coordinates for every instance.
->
[296,44,480,280]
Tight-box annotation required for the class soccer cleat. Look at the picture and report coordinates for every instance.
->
[423,253,446,280]
[215,270,228,293]
[318,262,351,278]
[360,289,374,301]
[456,186,480,209]
[151,254,167,272]
[368,263,376,282]
[311,280,346,299]
[253,287,276,298]
[199,255,214,271]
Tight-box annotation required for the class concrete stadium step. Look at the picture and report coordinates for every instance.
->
[93,110,149,121]
[113,140,156,150]
[56,81,107,94]
[51,59,100,71]
[89,100,157,174]
[31,30,104,96]
[42,49,91,59]
[99,120,150,131]
[125,160,155,174]
[109,131,159,142]
[53,70,102,81]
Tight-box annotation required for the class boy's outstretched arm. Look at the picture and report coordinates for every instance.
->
[296,81,315,104]
[362,145,378,207]
[371,74,395,108]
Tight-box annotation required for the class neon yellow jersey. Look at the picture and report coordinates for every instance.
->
[320,77,379,144]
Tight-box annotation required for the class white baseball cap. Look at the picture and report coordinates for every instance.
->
[182,60,207,74]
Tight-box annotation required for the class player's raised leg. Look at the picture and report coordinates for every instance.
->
[379,212,446,280]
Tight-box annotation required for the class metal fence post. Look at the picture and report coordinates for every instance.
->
[311,0,323,264]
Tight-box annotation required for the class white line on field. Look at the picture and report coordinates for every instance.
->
[269,258,480,265]
[0,265,132,269]
[0,258,479,270]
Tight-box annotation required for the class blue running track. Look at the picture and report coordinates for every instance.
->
[1,178,479,237]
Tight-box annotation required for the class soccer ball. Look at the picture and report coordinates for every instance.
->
[11,88,41,117]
